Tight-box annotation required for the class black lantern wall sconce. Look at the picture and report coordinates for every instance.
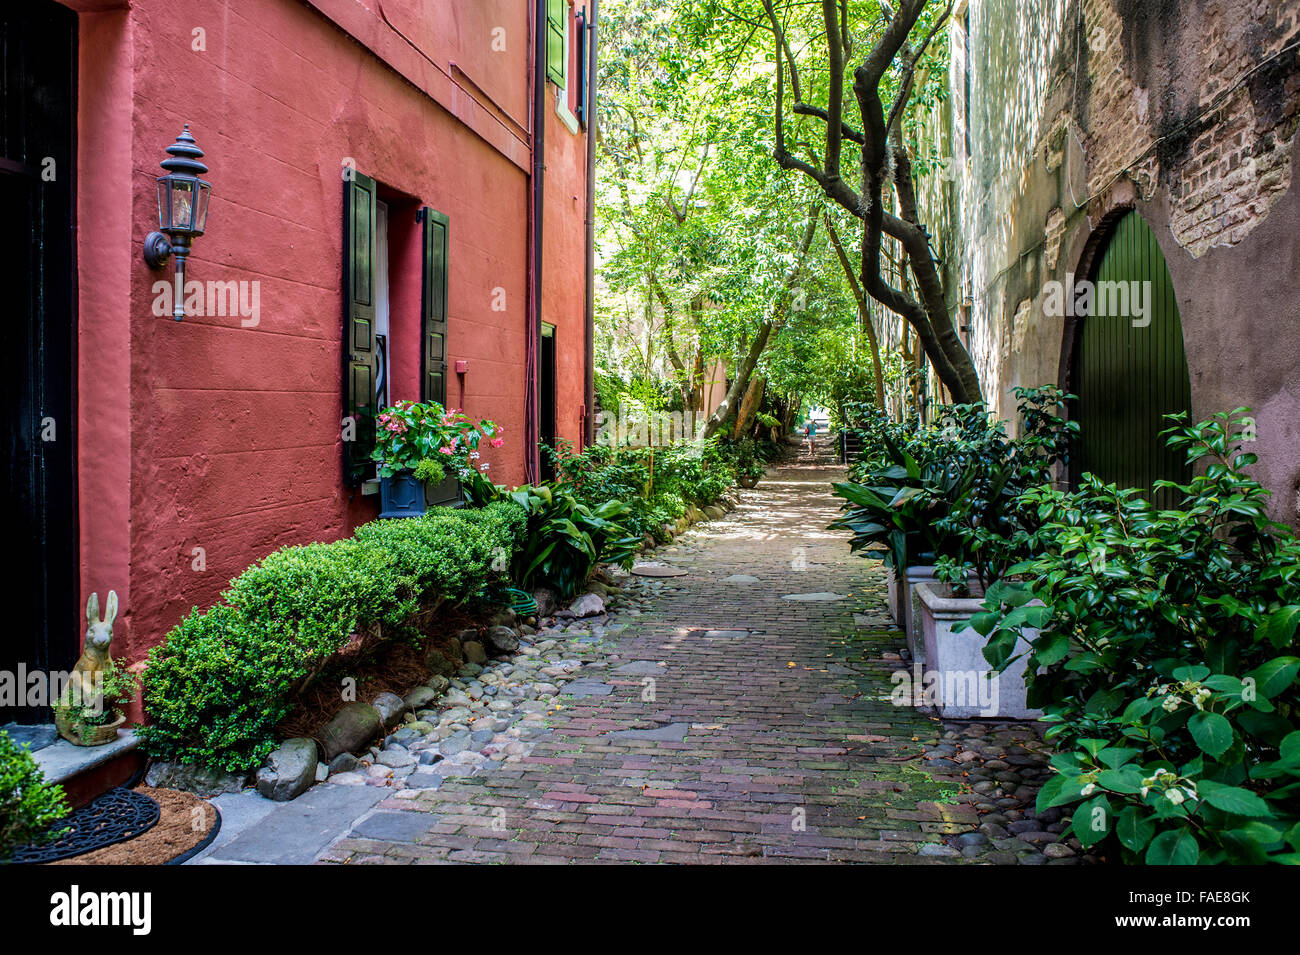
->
[143,125,211,320]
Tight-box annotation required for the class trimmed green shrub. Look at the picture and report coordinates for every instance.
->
[1,729,69,860]
[138,501,525,772]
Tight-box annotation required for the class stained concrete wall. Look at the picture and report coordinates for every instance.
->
[930,0,1300,520]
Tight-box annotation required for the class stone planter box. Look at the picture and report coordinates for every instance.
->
[56,711,126,747]
[885,565,906,628]
[902,565,976,666]
[914,581,1041,719]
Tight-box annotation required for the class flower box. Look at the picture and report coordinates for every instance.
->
[914,581,1041,719]
[378,470,427,519]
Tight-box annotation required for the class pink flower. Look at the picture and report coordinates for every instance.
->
[489,437,504,448]
[438,446,453,455]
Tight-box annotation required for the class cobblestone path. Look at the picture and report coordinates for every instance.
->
[320,455,1071,864]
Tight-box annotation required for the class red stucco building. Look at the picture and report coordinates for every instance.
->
[4,0,598,722]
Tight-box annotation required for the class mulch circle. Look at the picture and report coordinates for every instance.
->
[49,787,220,866]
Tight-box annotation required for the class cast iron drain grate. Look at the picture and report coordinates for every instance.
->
[9,786,160,864]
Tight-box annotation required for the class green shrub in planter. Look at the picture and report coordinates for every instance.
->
[138,501,525,772]
[976,411,1300,864]
[1,729,70,859]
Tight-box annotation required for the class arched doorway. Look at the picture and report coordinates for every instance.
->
[1070,210,1192,504]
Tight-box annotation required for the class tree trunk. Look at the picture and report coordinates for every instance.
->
[734,374,766,438]
[825,213,887,415]
[701,209,818,439]
[765,0,982,406]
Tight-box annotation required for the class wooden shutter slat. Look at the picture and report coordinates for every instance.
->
[343,170,378,485]
[547,0,566,85]
[421,206,449,408]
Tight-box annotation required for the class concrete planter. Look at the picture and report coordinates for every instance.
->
[914,581,1041,719]
[56,710,126,747]
[902,565,975,665]
[885,565,904,627]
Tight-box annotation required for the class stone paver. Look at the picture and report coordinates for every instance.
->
[316,452,1078,865]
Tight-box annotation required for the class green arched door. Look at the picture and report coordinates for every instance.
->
[1074,211,1191,504]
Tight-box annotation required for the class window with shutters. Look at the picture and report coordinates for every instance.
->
[343,171,451,488]
[546,0,567,87]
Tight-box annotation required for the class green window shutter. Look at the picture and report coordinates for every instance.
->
[421,207,449,408]
[547,0,566,86]
[343,170,378,485]
[575,9,588,124]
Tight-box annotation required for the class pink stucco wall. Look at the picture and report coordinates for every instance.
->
[69,0,591,671]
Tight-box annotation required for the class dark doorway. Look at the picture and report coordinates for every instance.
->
[539,324,557,480]
[1,0,78,724]
[1070,210,1191,506]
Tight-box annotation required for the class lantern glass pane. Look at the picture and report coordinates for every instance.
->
[156,179,169,229]
[170,179,196,232]
[192,181,211,235]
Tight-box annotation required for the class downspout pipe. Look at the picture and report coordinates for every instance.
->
[526,0,547,484]
[582,0,598,448]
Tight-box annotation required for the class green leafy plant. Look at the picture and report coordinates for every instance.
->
[412,457,446,486]
[57,660,138,738]
[830,431,962,570]
[974,410,1300,864]
[833,386,1076,585]
[373,400,500,480]
[507,483,640,600]
[933,386,1078,589]
[0,730,69,860]
[138,501,525,771]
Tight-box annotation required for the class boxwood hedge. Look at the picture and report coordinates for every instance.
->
[137,501,525,772]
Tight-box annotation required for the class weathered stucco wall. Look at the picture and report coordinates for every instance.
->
[939,0,1300,519]
[71,0,591,665]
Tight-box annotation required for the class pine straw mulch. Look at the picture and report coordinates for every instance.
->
[273,605,484,743]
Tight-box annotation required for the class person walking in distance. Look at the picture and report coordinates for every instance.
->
[805,418,817,455]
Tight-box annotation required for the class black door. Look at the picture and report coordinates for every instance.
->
[1,1,78,725]
[540,324,557,480]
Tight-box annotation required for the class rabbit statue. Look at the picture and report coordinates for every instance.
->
[54,591,119,743]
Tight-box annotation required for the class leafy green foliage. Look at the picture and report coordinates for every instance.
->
[138,502,525,772]
[372,400,500,479]
[546,436,749,539]
[832,386,1076,579]
[505,483,641,601]
[976,411,1300,864]
[0,729,69,859]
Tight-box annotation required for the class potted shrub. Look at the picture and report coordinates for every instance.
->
[727,436,765,488]
[915,577,1045,718]
[53,660,137,747]
[373,401,501,518]
[736,459,764,488]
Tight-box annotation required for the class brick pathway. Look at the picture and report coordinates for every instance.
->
[315,454,1065,864]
